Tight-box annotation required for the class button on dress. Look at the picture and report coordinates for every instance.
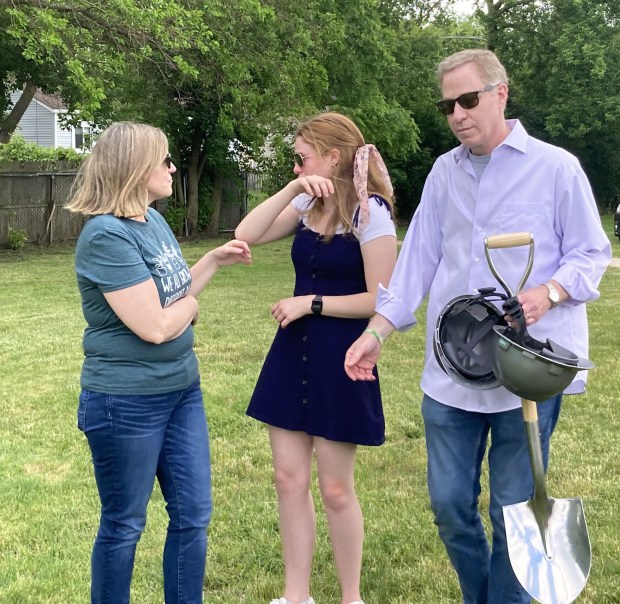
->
[246,221,385,446]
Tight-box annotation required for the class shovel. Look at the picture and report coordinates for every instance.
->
[503,397,591,604]
[485,232,592,603]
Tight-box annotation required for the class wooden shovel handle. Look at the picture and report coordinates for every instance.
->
[521,398,538,422]
[485,232,533,249]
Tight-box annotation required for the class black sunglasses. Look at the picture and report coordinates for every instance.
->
[294,152,313,168]
[436,83,500,116]
[163,153,172,168]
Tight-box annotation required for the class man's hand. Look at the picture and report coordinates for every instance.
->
[344,332,382,381]
[516,281,567,325]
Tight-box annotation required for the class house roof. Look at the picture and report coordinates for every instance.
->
[34,90,67,111]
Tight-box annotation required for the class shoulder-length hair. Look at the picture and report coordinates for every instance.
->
[296,112,394,239]
[66,122,168,217]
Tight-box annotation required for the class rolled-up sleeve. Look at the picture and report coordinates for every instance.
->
[553,160,611,304]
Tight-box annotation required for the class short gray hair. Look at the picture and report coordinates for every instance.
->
[437,49,509,87]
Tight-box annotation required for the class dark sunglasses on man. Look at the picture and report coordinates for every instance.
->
[436,83,500,116]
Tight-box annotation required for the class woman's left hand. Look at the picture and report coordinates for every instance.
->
[271,295,312,328]
[212,239,252,267]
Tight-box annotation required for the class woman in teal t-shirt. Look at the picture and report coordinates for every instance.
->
[67,122,251,604]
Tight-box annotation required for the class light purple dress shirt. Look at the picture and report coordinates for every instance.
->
[376,119,611,413]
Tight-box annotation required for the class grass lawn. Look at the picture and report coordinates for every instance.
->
[0,215,618,603]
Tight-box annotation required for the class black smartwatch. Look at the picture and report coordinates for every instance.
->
[311,295,323,315]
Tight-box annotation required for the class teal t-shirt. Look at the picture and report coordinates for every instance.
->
[74,207,199,394]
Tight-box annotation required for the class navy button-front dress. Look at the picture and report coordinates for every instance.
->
[246,221,385,446]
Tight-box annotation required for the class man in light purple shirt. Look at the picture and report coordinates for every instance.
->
[345,49,610,603]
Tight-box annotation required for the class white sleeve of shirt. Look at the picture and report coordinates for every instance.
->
[291,193,314,214]
[358,196,396,245]
[291,192,396,243]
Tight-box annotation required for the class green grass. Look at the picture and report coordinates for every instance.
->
[0,215,618,603]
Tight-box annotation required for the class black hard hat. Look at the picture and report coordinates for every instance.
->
[433,288,508,390]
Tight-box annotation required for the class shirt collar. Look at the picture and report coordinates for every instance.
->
[453,119,527,164]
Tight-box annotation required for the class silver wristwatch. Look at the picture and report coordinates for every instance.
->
[544,282,560,308]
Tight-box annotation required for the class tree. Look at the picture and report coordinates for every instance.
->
[107,0,425,234]
[106,0,331,234]
[372,1,488,219]
[483,0,620,204]
[0,0,214,142]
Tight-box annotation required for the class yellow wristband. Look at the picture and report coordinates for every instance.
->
[364,328,384,346]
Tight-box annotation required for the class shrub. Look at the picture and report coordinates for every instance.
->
[0,133,84,163]
[164,205,186,235]
[7,225,27,249]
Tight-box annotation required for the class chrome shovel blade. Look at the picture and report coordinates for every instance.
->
[503,497,591,604]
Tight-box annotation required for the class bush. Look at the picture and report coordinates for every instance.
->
[164,205,186,235]
[0,133,84,163]
[7,225,27,249]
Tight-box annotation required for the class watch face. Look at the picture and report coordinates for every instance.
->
[546,283,560,305]
[311,296,323,314]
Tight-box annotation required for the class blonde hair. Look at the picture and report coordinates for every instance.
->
[295,112,394,239]
[437,49,509,87]
[66,122,168,217]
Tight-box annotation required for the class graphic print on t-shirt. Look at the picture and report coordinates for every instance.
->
[151,240,192,307]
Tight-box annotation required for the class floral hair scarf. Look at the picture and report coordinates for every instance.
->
[353,144,393,232]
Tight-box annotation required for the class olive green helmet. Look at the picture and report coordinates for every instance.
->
[492,326,594,401]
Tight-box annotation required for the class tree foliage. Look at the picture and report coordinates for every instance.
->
[101,0,425,233]
[0,0,214,141]
[2,0,618,231]
[485,0,620,205]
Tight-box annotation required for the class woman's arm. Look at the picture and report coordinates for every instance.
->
[104,280,198,344]
[271,234,397,327]
[104,241,250,342]
[188,240,252,296]
[235,176,334,245]
[325,234,398,317]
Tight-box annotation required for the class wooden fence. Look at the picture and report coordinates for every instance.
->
[0,161,256,246]
[0,161,85,245]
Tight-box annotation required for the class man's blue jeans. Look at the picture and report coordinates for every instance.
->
[78,379,212,604]
[421,393,562,604]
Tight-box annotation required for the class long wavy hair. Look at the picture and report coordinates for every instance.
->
[295,112,394,239]
[66,122,168,217]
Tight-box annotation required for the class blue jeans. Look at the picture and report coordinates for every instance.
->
[421,394,562,604]
[77,379,212,604]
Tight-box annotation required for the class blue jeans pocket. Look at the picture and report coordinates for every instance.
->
[77,389,90,432]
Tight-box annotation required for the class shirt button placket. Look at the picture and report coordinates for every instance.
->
[301,235,320,409]
[301,335,309,406]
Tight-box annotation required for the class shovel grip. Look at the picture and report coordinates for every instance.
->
[521,398,539,422]
[485,232,533,249]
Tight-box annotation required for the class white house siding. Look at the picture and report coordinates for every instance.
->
[10,92,56,147]
[55,119,73,148]
[9,91,82,149]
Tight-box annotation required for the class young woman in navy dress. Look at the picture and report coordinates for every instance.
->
[235,112,397,604]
